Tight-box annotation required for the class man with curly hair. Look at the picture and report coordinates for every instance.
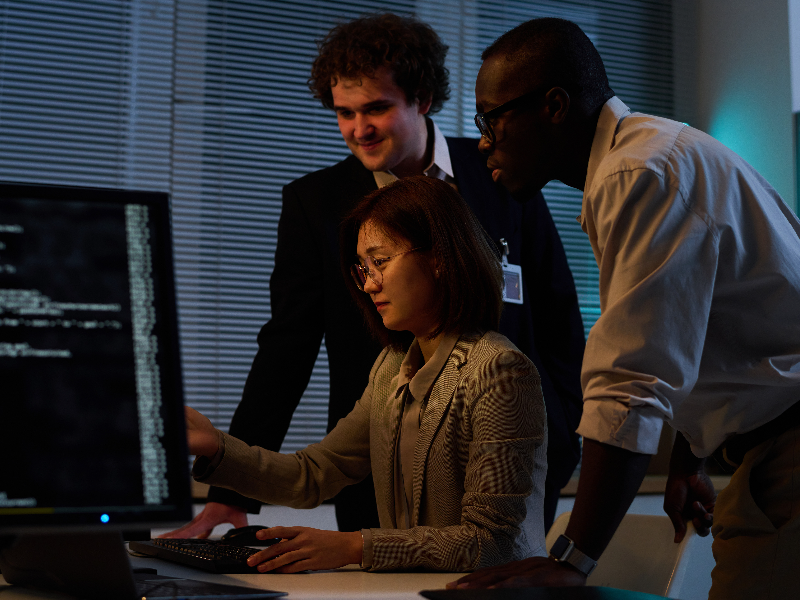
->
[164,12,585,540]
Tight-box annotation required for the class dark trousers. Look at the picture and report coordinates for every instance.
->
[333,474,380,532]
[543,479,560,534]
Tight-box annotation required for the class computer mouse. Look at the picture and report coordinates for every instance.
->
[221,525,281,547]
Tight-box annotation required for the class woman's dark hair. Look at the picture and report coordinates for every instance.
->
[340,176,504,349]
[309,12,450,115]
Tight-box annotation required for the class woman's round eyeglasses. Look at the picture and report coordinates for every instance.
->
[350,247,422,292]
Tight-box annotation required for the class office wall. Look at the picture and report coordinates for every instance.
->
[791,0,800,114]
[675,0,796,213]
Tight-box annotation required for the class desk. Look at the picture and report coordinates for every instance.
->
[1,564,671,600]
[0,555,460,600]
[129,556,462,599]
[0,568,670,600]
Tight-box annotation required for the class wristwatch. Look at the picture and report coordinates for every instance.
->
[549,534,597,576]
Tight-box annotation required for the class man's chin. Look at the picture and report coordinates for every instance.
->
[351,149,390,173]
[499,176,545,202]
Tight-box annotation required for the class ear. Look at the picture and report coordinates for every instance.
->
[417,93,433,116]
[429,254,440,278]
[544,87,570,125]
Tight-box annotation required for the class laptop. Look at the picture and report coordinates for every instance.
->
[133,571,286,599]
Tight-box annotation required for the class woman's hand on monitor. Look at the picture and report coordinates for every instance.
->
[185,406,221,458]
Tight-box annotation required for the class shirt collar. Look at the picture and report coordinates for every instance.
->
[585,96,630,193]
[393,331,461,401]
[373,119,453,189]
[579,96,631,231]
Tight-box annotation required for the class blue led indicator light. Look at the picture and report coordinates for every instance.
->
[100,514,110,523]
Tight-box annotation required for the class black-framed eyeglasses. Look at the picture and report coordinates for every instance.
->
[350,247,422,292]
[474,88,545,144]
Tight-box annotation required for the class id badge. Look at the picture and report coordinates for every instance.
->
[499,238,523,304]
[502,263,524,304]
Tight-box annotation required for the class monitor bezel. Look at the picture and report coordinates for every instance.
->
[0,181,192,535]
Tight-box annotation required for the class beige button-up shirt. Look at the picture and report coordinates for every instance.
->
[578,96,800,456]
[390,333,460,529]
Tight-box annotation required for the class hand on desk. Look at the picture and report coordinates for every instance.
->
[446,556,587,589]
[158,501,249,539]
[246,526,362,573]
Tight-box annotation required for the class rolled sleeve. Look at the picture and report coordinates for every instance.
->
[577,398,665,454]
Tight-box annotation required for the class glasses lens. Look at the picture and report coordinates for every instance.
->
[474,114,493,142]
[365,257,383,287]
[350,264,367,291]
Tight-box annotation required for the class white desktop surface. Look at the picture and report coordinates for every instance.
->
[133,557,464,600]
[134,557,460,599]
[0,555,461,599]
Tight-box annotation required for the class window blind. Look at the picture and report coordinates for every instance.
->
[0,0,674,453]
[0,0,174,190]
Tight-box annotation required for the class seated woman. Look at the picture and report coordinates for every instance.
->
[185,175,547,573]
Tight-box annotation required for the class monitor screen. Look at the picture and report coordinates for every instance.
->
[0,182,192,534]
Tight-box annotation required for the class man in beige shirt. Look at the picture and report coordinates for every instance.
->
[450,17,800,599]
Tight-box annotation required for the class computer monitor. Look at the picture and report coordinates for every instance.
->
[0,182,192,598]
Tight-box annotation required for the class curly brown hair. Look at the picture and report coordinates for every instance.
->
[309,13,450,114]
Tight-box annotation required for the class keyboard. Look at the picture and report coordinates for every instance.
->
[129,538,277,574]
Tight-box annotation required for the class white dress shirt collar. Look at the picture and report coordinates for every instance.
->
[373,119,454,188]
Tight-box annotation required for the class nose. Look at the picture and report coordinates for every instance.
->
[477,134,493,155]
[363,274,381,294]
[354,113,374,140]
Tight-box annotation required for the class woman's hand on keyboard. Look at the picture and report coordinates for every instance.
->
[246,526,362,573]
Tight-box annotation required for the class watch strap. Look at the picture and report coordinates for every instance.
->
[549,534,597,576]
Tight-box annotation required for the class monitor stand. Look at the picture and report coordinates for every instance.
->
[0,531,138,600]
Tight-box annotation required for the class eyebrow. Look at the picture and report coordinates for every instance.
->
[475,100,499,113]
[359,244,386,256]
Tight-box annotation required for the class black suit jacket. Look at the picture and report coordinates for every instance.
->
[208,137,585,511]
